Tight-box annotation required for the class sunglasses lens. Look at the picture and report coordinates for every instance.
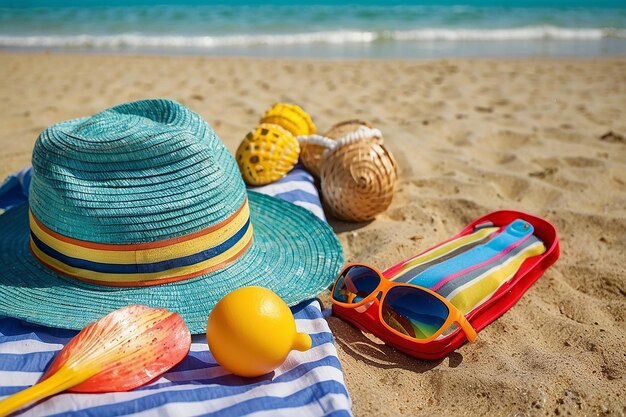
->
[332,265,381,305]
[382,286,449,340]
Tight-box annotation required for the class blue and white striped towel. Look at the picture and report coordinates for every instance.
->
[0,166,351,417]
[248,165,325,221]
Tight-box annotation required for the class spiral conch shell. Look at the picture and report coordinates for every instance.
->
[260,103,316,136]
[236,123,300,186]
[320,134,397,222]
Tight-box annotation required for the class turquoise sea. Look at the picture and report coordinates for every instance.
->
[1,1,625,58]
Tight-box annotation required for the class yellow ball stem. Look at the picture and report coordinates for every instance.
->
[292,332,312,352]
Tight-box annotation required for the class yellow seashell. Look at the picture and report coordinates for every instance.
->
[260,103,316,136]
[236,123,301,186]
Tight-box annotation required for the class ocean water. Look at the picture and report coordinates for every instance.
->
[1,1,625,58]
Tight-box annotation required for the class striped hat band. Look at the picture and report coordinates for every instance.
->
[28,198,254,287]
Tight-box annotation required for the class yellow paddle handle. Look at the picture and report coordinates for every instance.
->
[0,365,97,417]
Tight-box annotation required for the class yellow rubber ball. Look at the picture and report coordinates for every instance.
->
[207,286,312,377]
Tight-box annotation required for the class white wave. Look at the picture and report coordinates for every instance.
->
[391,26,626,41]
[0,31,376,49]
[0,26,625,49]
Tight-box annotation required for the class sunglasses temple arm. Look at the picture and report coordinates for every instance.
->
[457,315,477,343]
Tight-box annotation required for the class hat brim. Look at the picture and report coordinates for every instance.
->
[0,191,343,334]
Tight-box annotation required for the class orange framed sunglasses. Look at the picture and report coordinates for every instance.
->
[331,263,477,344]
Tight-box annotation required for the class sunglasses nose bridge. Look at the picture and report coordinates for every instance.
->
[354,289,382,313]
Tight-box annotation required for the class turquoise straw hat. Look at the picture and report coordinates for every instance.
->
[0,99,343,334]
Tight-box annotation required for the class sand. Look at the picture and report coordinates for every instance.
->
[0,52,624,416]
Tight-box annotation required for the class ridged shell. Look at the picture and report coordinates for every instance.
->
[321,140,397,222]
[260,103,316,136]
[301,119,382,178]
[236,123,301,186]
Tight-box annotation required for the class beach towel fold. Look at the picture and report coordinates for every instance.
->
[0,166,31,214]
[248,164,326,221]
[0,166,351,417]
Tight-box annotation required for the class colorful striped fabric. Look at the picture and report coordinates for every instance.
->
[28,200,254,286]
[0,166,352,417]
[385,219,546,316]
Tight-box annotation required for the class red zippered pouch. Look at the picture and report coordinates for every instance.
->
[332,210,560,360]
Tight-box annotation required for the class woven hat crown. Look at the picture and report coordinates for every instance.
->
[30,99,247,244]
